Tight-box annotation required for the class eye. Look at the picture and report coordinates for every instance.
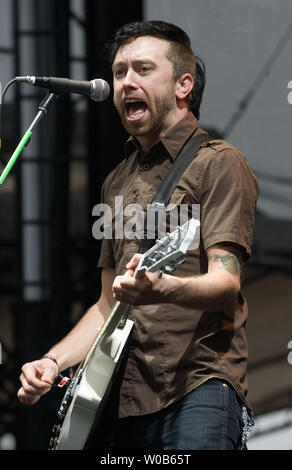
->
[113,69,125,79]
[139,65,151,74]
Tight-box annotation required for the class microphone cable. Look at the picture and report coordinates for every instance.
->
[1,77,18,103]
[0,78,19,167]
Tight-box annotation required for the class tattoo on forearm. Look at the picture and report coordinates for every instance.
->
[207,253,240,275]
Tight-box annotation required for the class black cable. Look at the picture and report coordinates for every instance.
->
[1,77,17,103]
[1,77,18,165]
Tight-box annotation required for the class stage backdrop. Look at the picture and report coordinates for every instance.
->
[145,0,292,221]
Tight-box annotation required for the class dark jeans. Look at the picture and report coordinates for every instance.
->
[107,378,244,450]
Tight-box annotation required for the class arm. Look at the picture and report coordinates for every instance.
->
[164,242,243,311]
[17,267,115,405]
[112,242,243,311]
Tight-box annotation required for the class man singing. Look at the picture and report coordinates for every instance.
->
[18,20,259,450]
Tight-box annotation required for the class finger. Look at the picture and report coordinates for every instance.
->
[39,361,58,385]
[19,373,42,395]
[124,268,135,278]
[20,372,51,395]
[113,290,126,300]
[22,360,56,389]
[17,387,41,405]
[113,289,134,304]
[21,364,47,390]
[121,275,151,291]
[116,293,134,305]
[112,275,134,295]
[120,270,136,286]
[112,275,123,291]
[126,254,142,270]
[41,370,56,385]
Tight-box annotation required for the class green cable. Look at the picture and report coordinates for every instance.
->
[0,130,32,185]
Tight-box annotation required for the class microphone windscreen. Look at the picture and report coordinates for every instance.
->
[91,79,110,102]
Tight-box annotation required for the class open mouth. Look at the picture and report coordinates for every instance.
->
[125,101,148,122]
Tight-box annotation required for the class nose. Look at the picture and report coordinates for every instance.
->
[122,69,139,90]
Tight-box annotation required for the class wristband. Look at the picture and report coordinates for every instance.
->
[42,354,59,368]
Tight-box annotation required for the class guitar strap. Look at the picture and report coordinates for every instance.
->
[118,130,212,329]
[138,131,213,254]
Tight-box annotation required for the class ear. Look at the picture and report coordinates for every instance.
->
[175,73,194,101]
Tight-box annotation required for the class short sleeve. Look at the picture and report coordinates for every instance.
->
[97,238,115,269]
[97,178,116,270]
[200,147,259,260]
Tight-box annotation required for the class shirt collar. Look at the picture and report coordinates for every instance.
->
[160,112,199,161]
[124,112,201,161]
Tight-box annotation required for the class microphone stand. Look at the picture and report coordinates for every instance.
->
[0,92,58,185]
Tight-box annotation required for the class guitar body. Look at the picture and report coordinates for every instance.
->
[50,318,134,450]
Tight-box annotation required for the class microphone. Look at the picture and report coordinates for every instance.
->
[16,76,110,102]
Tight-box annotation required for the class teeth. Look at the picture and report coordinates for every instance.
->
[125,100,147,120]
[125,100,143,104]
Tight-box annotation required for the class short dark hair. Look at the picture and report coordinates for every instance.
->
[107,20,205,119]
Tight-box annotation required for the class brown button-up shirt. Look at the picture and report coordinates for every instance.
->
[97,112,259,418]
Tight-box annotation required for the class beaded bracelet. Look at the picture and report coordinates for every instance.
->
[42,354,59,368]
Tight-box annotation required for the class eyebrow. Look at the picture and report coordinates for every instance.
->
[112,58,156,71]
